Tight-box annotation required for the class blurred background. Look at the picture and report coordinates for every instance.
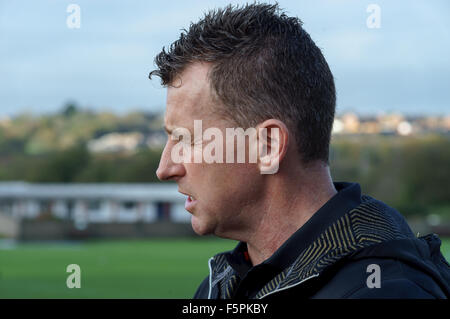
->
[0,0,449,298]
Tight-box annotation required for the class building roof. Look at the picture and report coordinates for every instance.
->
[0,182,184,202]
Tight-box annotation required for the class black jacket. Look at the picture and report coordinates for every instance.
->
[193,182,450,299]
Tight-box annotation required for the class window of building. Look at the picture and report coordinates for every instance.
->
[122,201,136,210]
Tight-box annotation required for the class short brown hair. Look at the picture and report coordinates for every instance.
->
[149,3,336,164]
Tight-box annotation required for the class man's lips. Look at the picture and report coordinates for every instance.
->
[179,191,197,212]
[185,195,197,211]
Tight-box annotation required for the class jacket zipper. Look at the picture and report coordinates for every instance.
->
[208,257,320,299]
[207,257,214,299]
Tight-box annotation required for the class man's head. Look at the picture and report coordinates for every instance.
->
[150,3,336,164]
[151,3,336,238]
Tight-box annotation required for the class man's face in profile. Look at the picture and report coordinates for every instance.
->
[156,62,264,238]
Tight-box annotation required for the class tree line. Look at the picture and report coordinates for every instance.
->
[0,106,448,218]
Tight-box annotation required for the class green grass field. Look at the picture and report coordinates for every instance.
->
[0,238,449,298]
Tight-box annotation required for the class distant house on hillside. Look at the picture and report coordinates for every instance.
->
[87,132,144,153]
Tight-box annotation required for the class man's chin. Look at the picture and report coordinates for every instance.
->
[191,216,214,236]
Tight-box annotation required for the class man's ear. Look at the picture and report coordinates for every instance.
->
[256,119,289,175]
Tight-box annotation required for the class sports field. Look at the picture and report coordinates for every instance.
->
[0,238,449,298]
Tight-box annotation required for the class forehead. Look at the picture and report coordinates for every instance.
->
[165,62,217,130]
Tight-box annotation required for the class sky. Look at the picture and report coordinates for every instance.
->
[0,0,449,117]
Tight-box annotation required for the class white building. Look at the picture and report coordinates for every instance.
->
[87,132,144,153]
[0,182,189,229]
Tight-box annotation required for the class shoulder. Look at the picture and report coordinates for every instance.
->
[346,278,437,298]
[312,257,447,299]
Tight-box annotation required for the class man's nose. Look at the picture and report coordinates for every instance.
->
[156,144,186,181]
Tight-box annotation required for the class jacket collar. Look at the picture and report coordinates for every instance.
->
[209,181,414,299]
[225,182,363,277]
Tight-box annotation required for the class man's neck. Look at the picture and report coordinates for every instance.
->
[244,164,337,266]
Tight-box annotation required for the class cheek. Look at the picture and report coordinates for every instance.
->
[205,164,261,202]
[223,134,258,164]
